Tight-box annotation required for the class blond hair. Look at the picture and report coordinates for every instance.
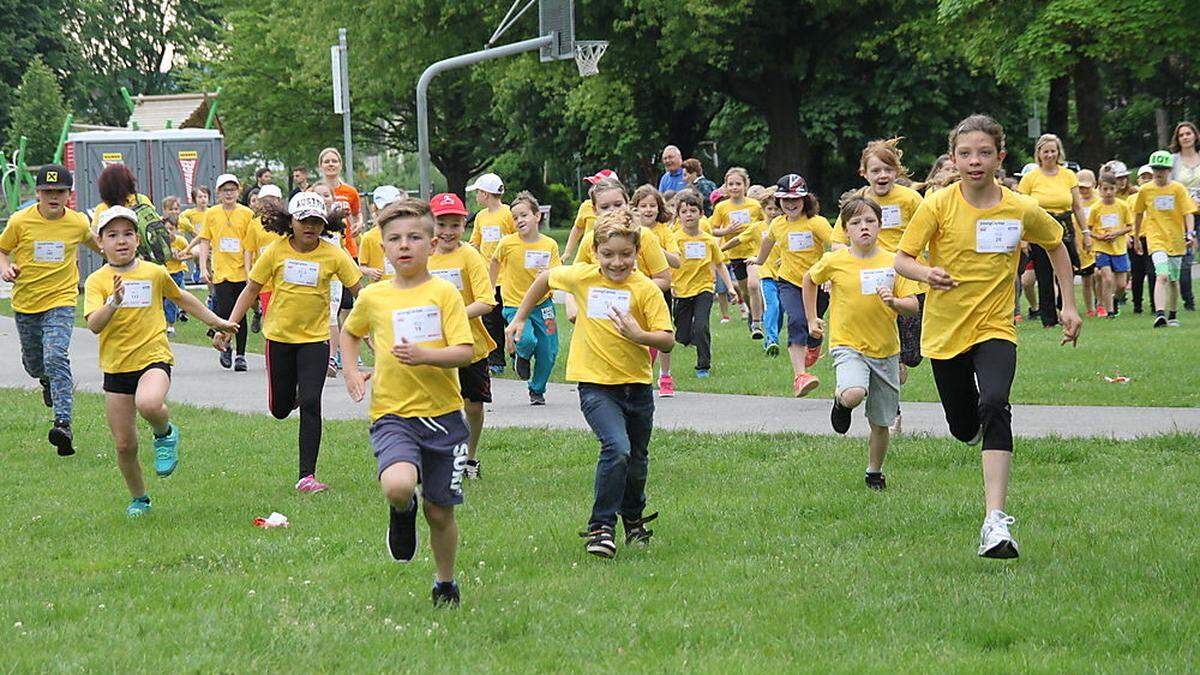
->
[592,207,641,250]
[377,197,433,235]
[724,166,750,187]
[860,137,909,177]
[1034,133,1066,165]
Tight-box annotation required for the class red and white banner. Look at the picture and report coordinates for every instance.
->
[178,150,198,197]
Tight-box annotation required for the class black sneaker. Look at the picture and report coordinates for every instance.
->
[219,350,232,369]
[40,378,52,408]
[386,496,418,562]
[622,512,658,546]
[515,356,532,381]
[529,391,545,406]
[177,311,189,323]
[1133,305,1143,314]
[865,472,886,490]
[234,356,248,372]
[464,459,481,479]
[49,419,75,457]
[250,307,262,334]
[580,525,617,558]
[1153,314,1167,328]
[830,399,852,434]
[432,580,461,608]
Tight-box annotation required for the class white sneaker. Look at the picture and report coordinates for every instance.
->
[166,327,176,337]
[978,510,1019,559]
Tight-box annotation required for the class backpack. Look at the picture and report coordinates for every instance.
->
[131,201,174,265]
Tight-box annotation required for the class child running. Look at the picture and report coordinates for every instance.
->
[894,114,1082,559]
[84,207,236,515]
[1132,151,1198,327]
[709,167,766,337]
[429,192,496,479]
[218,192,362,492]
[671,190,738,377]
[1088,172,1134,316]
[803,197,920,489]
[340,198,475,607]
[504,209,674,558]
[162,203,190,336]
[465,173,516,375]
[631,184,679,395]
[196,173,255,371]
[754,174,833,396]
[490,191,561,405]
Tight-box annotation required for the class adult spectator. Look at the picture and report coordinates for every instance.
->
[241,167,274,205]
[289,166,311,198]
[1169,121,1200,311]
[683,158,717,216]
[657,145,687,193]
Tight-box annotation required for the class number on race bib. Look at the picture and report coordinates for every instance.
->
[728,210,751,226]
[684,241,707,260]
[120,280,153,308]
[859,268,895,295]
[1100,213,1119,229]
[33,241,65,263]
[430,268,464,290]
[392,306,443,344]
[282,259,320,287]
[481,226,501,243]
[975,219,1021,253]
[586,287,632,319]
[1154,195,1175,211]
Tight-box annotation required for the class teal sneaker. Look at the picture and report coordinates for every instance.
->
[154,423,180,477]
[126,495,152,517]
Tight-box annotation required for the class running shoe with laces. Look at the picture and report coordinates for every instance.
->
[529,390,546,406]
[750,322,764,340]
[219,350,232,369]
[978,509,1019,559]
[295,474,329,493]
[464,459,481,479]
[515,356,532,381]
[621,512,658,546]
[658,374,675,398]
[1153,314,1167,328]
[234,356,248,372]
[388,496,419,562]
[580,524,617,558]
[49,419,75,457]
[695,369,710,378]
[804,345,821,368]
[1168,318,1181,327]
[153,423,180,477]
[764,341,780,357]
[432,579,461,607]
[865,472,886,490]
[830,398,851,433]
[126,495,152,517]
[1096,306,1108,318]
[793,373,819,397]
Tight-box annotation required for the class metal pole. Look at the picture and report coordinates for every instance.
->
[339,29,355,185]
[417,35,553,199]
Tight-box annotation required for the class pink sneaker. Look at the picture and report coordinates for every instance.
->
[295,474,328,493]
[658,374,676,398]
[804,346,822,368]
[793,373,820,397]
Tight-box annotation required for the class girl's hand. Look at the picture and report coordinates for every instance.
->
[212,332,231,352]
[391,338,427,365]
[344,369,372,402]
[609,308,642,341]
[2,264,21,281]
[877,286,897,308]
[504,321,522,355]
[212,318,239,334]
[925,266,957,290]
[807,317,826,340]
[1060,308,1082,347]
[727,289,740,305]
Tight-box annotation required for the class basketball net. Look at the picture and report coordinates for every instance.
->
[574,41,608,77]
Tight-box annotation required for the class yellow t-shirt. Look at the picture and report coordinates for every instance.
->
[243,217,286,259]
[832,184,924,252]
[343,278,474,421]
[768,214,834,286]
[429,244,497,363]
[165,235,188,274]
[83,261,181,373]
[492,233,561,307]
[711,198,766,259]
[806,248,919,358]
[671,217,713,236]
[1018,166,1077,214]
[574,200,595,233]
[899,185,1064,360]
[1073,195,1098,268]
[671,230,725,298]
[249,239,361,344]
[358,227,393,282]
[469,205,517,261]
[200,205,255,283]
[1133,181,1197,256]
[648,221,679,255]
[0,204,92,313]
[180,208,207,237]
[1088,199,1133,256]
[90,194,154,229]
[548,264,673,385]
[575,227,670,278]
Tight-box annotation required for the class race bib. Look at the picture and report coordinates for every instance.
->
[880,205,902,229]
[975,219,1021,253]
[684,241,707,260]
[524,250,551,270]
[384,258,396,276]
[859,268,895,295]
[788,231,814,251]
[586,287,632,319]
[430,268,463,290]
[481,226,501,243]
[33,241,65,263]
[1100,213,1119,229]
[219,237,241,253]
[392,305,443,344]
[120,280,152,308]
[728,209,751,226]
[282,259,319,287]
[1155,195,1175,211]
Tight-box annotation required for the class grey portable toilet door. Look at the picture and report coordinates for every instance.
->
[77,140,151,213]
[157,139,220,209]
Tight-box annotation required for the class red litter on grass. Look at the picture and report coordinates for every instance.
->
[1104,375,1131,383]
[252,512,290,528]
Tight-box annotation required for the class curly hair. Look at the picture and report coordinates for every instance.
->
[257,193,342,237]
[97,164,137,208]
[593,207,641,250]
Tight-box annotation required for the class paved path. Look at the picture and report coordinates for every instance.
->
[1,316,1197,439]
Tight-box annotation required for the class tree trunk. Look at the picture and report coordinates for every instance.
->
[438,161,470,197]
[1071,58,1107,170]
[1156,107,1172,149]
[1047,74,1071,143]
[761,82,807,181]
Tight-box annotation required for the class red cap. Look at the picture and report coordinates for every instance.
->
[584,169,619,184]
[430,192,469,217]
[709,188,724,205]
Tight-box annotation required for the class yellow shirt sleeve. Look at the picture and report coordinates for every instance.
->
[807,251,832,285]
[898,198,938,258]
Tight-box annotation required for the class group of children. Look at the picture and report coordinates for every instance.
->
[6,112,1198,607]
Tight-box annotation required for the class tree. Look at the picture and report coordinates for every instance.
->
[0,0,73,136]
[4,57,69,164]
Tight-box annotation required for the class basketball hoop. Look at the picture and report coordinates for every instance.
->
[574,40,608,77]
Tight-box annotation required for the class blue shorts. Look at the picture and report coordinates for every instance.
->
[369,411,469,506]
[1095,252,1130,273]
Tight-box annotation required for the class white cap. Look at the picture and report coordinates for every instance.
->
[1018,163,1038,177]
[465,172,504,195]
[1138,164,1153,176]
[94,205,139,235]
[258,184,283,200]
[372,185,403,210]
[288,191,328,223]
[1108,161,1130,178]
[216,173,240,188]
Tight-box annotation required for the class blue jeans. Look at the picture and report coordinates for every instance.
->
[502,299,559,395]
[777,279,826,348]
[164,271,185,324]
[14,306,75,421]
[578,383,654,528]
[761,277,783,346]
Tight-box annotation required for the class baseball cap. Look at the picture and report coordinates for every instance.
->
[94,205,139,235]
[1076,169,1096,187]
[1138,164,1153,177]
[288,191,328,223]
[1018,163,1038,177]
[216,173,240,189]
[430,192,469,217]
[1148,150,1174,169]
[1107,161,1130,178]
[584,169,619,184]
[258,184,283,200]
[465,172,504,195]
[1064,161,1082,172]
[709,188,724,205]
[36,164,73,190]
[372,185,403,210]
[773,174,809,199]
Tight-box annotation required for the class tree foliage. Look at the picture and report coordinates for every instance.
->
[5,57,70,165]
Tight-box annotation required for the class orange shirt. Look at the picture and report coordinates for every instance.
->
[333,183,361,259]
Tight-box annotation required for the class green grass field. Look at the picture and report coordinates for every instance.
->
[3,390,1198,671]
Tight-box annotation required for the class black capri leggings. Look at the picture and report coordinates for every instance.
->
[266,340,329,479]
[929,339,1016,452]
[213,281,249,356]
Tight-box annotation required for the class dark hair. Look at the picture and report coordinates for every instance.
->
[191,185,210,200]
[377,197,434,235]
[675,189,704,214]
[257,198,340,237]
[839,196,883,227]
[97,164,136,208]
[1098,172,1118,186]
[948,114,1006,155]
[1169,121,1200,154]
[682,158,703,175]
[291,166,308,175]
[255,167,272,180]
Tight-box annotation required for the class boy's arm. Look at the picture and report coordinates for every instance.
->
[176,289,239,332]
[465,300,492,320]
[610,311,675,352]
[196,240,212,283]
[881,290,919,316]
[0,248,16,281]
[393,341,474,368]
[894,250,956,290]
[86,289,122,334]
[801,273,825,338]
[649,269,671,292]
[563,224,584,262]
[489,257,500,286]
[340,327,371,402]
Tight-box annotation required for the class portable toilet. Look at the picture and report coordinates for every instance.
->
[147,129,225,209]
[64,130,153,214]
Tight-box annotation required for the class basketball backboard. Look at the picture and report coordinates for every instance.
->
[539,0,575,61]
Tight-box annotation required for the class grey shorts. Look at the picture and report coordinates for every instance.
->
[831,347,900,428]
[369,411,470,506]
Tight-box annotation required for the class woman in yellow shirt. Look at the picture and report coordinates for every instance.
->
[895,114,1082,560]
